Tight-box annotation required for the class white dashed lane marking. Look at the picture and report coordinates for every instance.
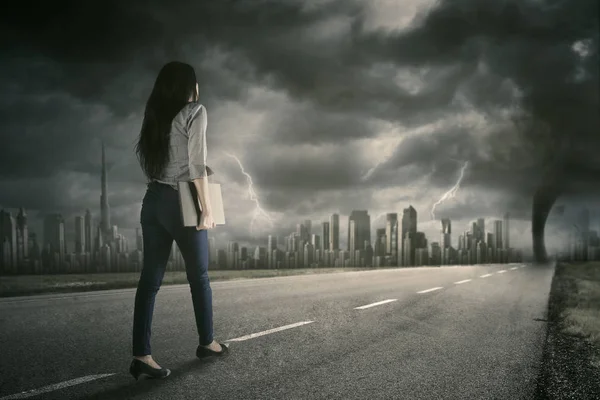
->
[417,287,443,294]
[497,270,507,274]
[354,299,398,310]
[454,279,472,285]
[0,374,115,400]
[480,273,493,278]
[225,321,315,342]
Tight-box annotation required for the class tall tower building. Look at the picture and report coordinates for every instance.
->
[361,211,371,249]
[84,209,92,253]
[43,213,65,269]
[135,228,143,252]
[403,232,412,267]
[100,142,111,239]
[311,233,320,250]
[470,221,478,238]
[329,214,340,250]
[441,218,451,249]
[304,219,312,239]
[349,219,356,256]
[0,210,18,273]
[402,206,417,239]
[321,222,330,251]
[402,206,417,266]
[267,235,277,269]
[374,228,386,257]
[486,232,494,248]
[385,213,398,265]
[503,213,510,249]
[348,210,370,252]
[75,216,85,254]
[476,218,485,243]
[16,208,28,266]
[493,220,503,250]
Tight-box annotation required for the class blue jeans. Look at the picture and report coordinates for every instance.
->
[132,181,214,356]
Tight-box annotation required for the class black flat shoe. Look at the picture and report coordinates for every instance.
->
[196,342,229,359]
[129,359,171,381]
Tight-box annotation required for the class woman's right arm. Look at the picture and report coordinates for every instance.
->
[187,104,213,216]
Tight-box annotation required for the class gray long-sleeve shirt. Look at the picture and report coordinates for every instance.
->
[154,102,208,189]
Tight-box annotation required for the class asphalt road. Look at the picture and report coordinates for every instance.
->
[0,263,555,400]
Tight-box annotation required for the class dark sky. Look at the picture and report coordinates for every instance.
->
[0,0,598,252]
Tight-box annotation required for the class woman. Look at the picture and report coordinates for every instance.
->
[129,61,229,381]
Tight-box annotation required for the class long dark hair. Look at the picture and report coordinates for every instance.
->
[135,61,198,180]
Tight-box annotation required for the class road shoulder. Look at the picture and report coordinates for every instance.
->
[534,262,600,399]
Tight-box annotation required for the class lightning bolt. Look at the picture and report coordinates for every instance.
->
[361,163,380,182]
[430,161,469,220]
[224,152,274,236]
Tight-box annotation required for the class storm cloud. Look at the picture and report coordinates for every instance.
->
[0,0,598,253]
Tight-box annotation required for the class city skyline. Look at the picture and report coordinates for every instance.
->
[4,191,600,274]
[1,141,599,271]
[2,140,598,274]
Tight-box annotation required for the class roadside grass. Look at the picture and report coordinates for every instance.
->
[558,261,600,366]
[0,267,377,297]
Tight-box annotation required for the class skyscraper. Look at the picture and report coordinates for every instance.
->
[414,232,427,249]
[361,211,371,248]
[385,213,398,265]
[329,214,339,250]
[100,142,111,240]
[311,233,320,250]
[402,206,417,239]
[476,218,485,243]
[374,228,386,258]
[486,232,494,248]
[75,216,85,254]
[95,225,104,264]
[208,237,217,265]
[470,221,478,238]
[267,235,277,269]
[321,222,330,251]
[43,214,65,270]
[403,233,412,267]
[441,218,451,249]
[0,210,18,273]
[493,220,503,250]
[348,210,370,252]
[349,219,356,257]
[503,213,510,249]
[430,242,441,265]
[304,219,312,239]
[296,223,306,242]
[135,228,143,252]
[16,208,28,266]
[84,209,92,253]
[402,206,417,266]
